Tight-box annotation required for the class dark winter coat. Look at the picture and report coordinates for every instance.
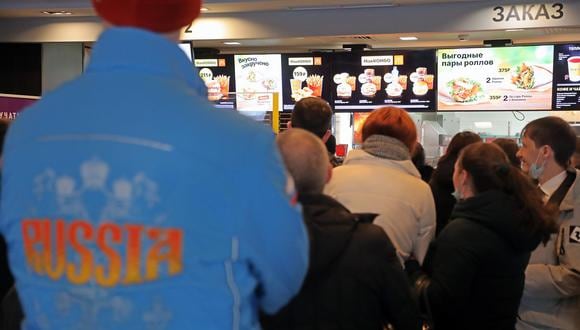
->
[261,193,421,330]
[420,190,543,330]
[429,156,457,236]
[0,236,12,299]
[0,235,14,326]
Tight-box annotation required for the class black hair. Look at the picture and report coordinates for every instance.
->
[459,142,558,244]
[291,97,332,138]
[522,117,576,168]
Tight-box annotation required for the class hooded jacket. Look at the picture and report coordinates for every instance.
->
[261,193,421,330]
[518,170,580,330]
[324,148,436,265]
[0,27,308,330]
[422,190,542,330]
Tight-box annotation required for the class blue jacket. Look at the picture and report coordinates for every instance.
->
[0,27,308,330]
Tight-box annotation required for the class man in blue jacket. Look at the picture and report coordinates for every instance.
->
[0,0,309,329]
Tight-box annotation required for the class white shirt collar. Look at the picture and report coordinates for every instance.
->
[539,170,567,199]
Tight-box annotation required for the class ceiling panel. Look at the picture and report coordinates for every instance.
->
[1,0,578,52]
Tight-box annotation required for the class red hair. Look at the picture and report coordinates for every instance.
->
[362,107,417,152]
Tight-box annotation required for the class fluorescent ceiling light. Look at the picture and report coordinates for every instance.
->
[224,42,241,45]
[290,3,396,11]
[41,10,72,15]
[505,29,524,32]
[474,122,493,129]
[200,7,209,12]
[400,36,418,41]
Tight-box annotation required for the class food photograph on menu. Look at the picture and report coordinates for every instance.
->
[282,54,332,110]
[331,50,436,112]
[437,45,554,111]
[553,44,580,110]
[234,54,283,112]
[194,55,235,108]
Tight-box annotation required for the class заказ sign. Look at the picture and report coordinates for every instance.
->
[492,3,564,23]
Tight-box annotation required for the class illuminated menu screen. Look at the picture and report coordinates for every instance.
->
[553,44,580,110]
[194,55,236,109]
[437,46,554,111]
[331,50,436,112]
[234,54,283,112]
[281,54,332,111]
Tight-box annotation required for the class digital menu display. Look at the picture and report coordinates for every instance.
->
[331,50,436,112]
[194,55,236,109]
[553,44,580,110]
[282,54,332,111]
[437,46,554,111]
[179,43,193,62]
[353,112,371,145]
[0,94,38,120]
[234,54,283,112]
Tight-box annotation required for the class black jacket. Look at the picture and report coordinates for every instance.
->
[419,190,542,330]
[0,235,14,328]
[429,156,457,236]
[261,193,421,330]
[0,235,12,298]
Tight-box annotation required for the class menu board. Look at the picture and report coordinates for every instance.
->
[0,94,38,120]
[178,43,193,62]
[194,55,236,109]
[553,44,580,110]
[234,54,283,112]
[437,46,554,111]
[281,54,332,111]
[353,112,372,145]
[331,51,436,112]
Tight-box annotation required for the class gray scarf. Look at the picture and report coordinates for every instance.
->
[362,135,411,161]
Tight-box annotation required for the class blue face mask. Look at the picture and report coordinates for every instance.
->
[529,152,546,180]
[452,190,462,201]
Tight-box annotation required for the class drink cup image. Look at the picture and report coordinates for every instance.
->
[364,68,375,77]
[416,67,427,76]
[424,75,434,89]
[371,76,382,91]
[398,75,408,90]
[347,76,357,91]
[291,79,303,94]
[206,80,222,101]
[568,56,580,82]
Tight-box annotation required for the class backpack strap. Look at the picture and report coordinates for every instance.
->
[548,170,576,208]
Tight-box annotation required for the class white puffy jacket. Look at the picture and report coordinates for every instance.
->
[324,149,436,264]
[518,170,580,330]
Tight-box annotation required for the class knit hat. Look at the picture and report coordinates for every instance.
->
[92,0,202,33]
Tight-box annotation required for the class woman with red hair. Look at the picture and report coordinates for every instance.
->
[325,107,436,265]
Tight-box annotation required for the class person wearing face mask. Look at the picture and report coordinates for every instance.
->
[515,117,580,330]
[406,142,557,330]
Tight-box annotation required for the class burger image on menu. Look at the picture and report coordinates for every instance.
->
[386,83,403,97]
[361,83,377,98]
[334,73,353,99]
[409,67,433,96]
[358,69,380,98]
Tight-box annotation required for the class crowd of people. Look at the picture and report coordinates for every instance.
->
[0,0,579,329]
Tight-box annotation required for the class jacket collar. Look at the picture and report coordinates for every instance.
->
[298,192,349,211]
[86,27,201,91]
[343,149,421,178]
